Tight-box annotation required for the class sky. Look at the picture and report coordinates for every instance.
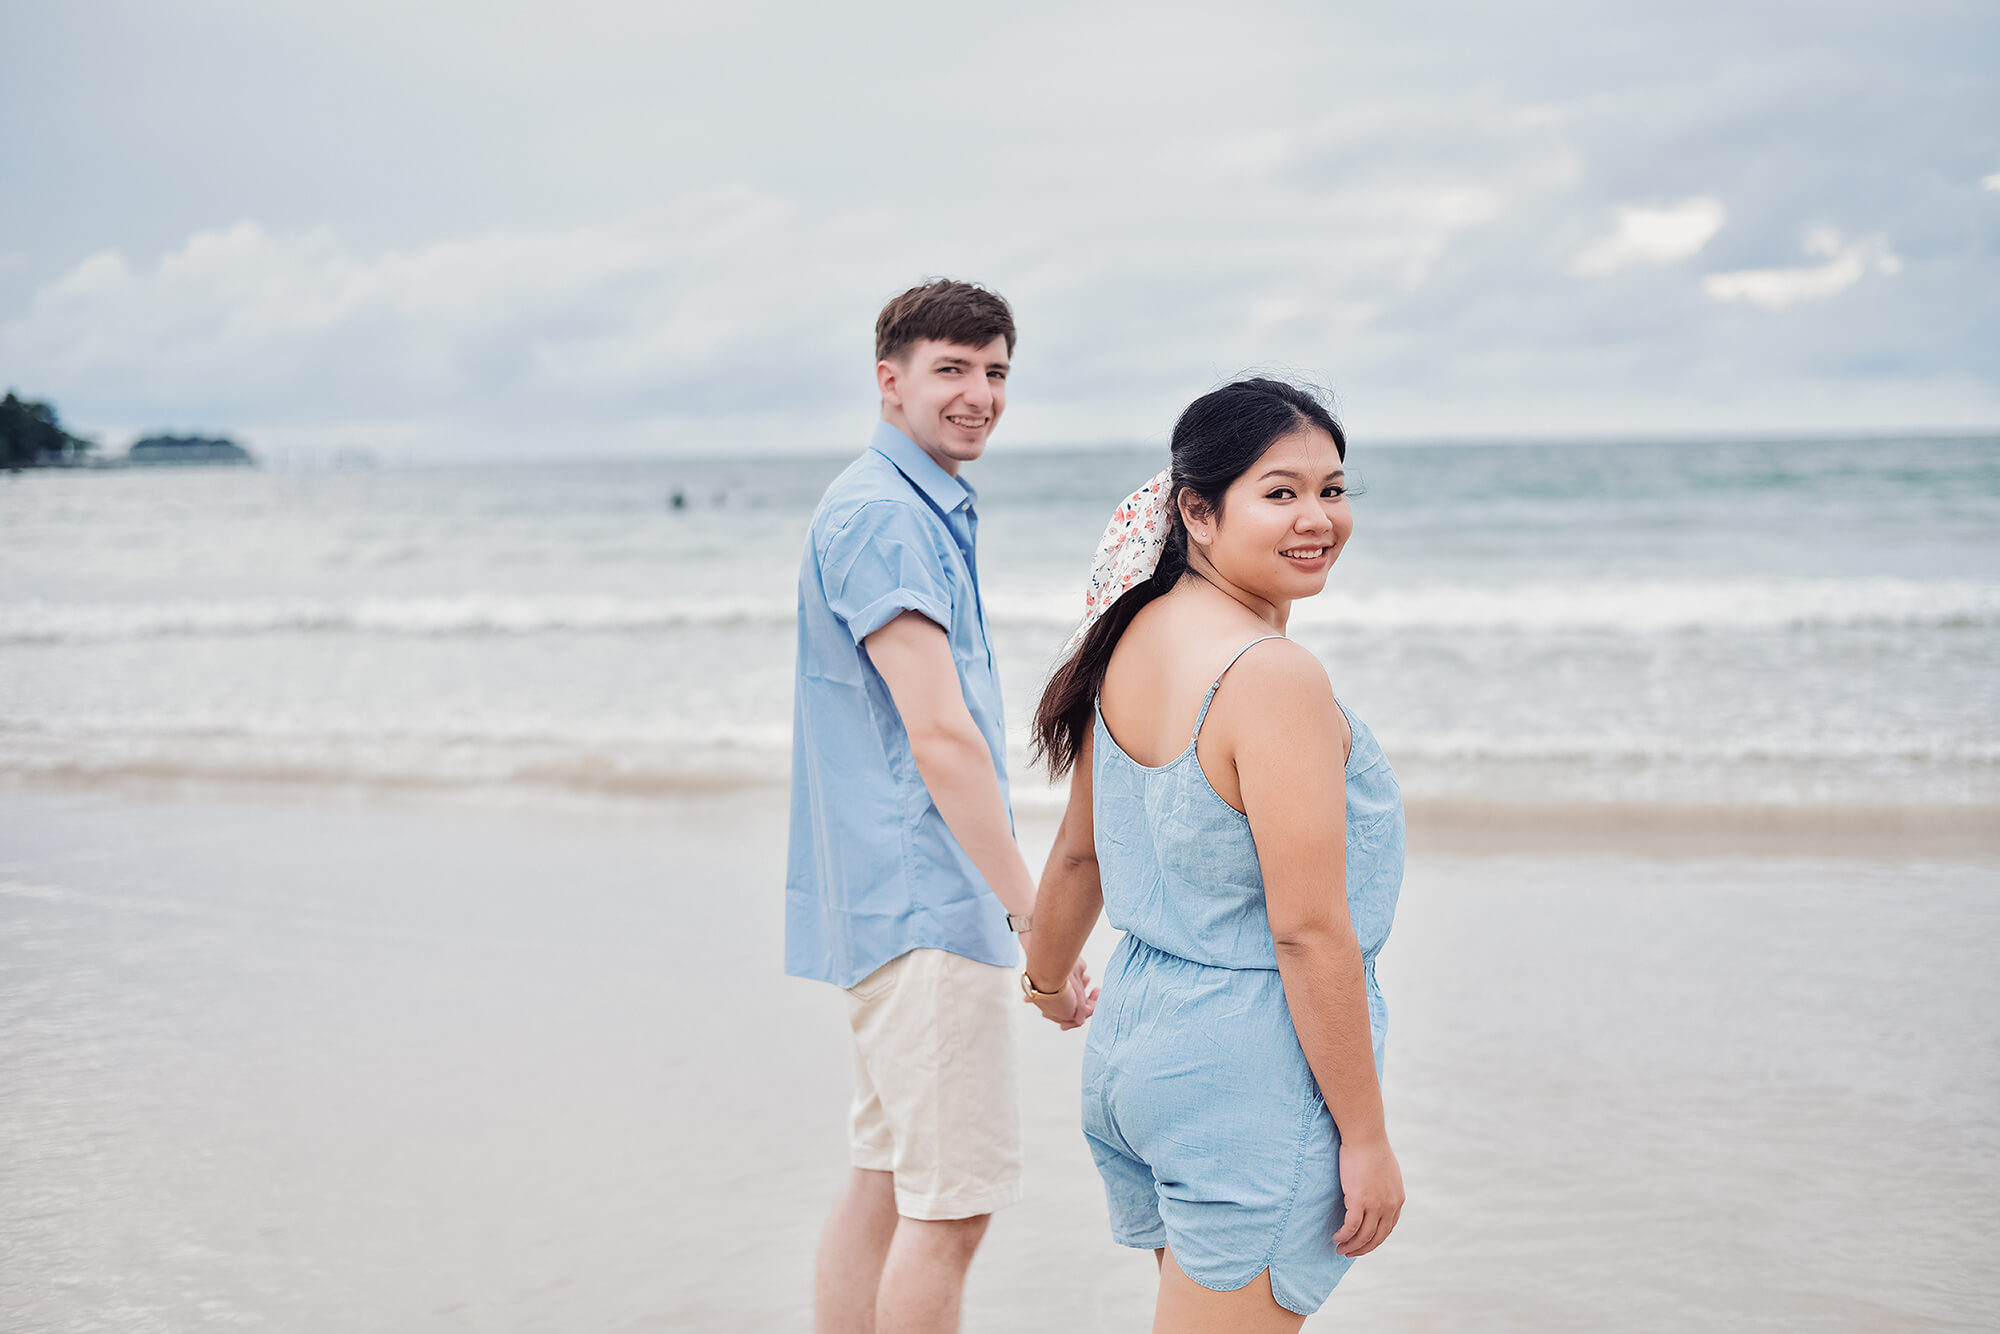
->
[3,0,1997,459]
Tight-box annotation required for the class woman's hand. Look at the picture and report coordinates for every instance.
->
[1332,1136,1404,1257]
[1026,959,1098,1031]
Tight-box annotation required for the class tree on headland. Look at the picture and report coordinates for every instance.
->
[1,391,94,469]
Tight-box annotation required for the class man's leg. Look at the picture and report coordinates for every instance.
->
[822,957,905,1334]
[814,1167,900,1334]
[846,950,1021,1333]
[875,1213,991,1334]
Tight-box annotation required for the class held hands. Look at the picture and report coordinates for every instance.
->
[1332,1136,1405,1258]
[1023,958,1098,1031]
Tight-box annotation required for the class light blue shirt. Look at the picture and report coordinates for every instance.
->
[785,422,1017,988]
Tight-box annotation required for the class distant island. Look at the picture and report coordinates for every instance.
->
[127,434,256,467]
[2,389,258,470]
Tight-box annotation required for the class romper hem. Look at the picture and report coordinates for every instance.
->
[1108,1227,1168,1251]
[1155,1256,1342,1316]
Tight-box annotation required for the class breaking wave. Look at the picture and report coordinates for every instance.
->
[4,578,1996,644]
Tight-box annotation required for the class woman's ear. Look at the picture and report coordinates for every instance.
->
[1178,489,1212,546]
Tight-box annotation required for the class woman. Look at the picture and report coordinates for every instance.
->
[1022,378,1406,1330]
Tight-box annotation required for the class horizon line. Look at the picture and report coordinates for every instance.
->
[232,424,2000,470]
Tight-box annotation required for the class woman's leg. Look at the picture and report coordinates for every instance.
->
[1152,1246,1307,1334]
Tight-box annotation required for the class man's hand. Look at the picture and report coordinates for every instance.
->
[1025,959,1097,1031]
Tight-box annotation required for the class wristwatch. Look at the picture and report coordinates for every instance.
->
[1006,912,1032,933]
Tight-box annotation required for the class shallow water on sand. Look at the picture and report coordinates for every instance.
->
[3,790,1996,1331]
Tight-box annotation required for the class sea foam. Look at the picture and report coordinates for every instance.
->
[4,577,1994,644]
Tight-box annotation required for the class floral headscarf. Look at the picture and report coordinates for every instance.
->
[1063,467,1174,656]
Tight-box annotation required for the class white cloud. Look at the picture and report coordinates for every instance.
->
[0,156,1525,451]
[1571,197,1726,276]
[1702,228,1901,309]
[0,196,868,432]
[1984,171,2000,191]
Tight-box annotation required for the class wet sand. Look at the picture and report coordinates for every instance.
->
[3,785,1997,1331]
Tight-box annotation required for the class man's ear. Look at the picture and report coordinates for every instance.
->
[876,357,903,409]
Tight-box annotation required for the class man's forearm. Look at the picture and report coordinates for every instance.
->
[908,723,1036,917]
[863,610,1034,923]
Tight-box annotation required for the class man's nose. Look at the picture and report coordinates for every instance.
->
[957,378,993,411]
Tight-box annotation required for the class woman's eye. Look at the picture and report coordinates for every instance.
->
[1267,488,1295,500]
[1323,486,1346,498]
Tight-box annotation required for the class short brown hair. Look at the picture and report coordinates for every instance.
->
[874,279,1016,364]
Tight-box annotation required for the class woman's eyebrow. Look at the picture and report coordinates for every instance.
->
[1257,467,1346,482]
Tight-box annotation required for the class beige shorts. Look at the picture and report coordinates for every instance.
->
[846,947,1023,1220]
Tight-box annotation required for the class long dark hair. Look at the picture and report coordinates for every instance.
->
[1031,377,1346,778]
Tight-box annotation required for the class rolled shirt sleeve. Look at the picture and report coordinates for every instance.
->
[820,500,956,644]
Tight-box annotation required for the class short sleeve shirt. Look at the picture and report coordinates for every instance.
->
[785,422,1016,988]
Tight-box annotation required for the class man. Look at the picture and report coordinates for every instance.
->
[787,279,1086,1333]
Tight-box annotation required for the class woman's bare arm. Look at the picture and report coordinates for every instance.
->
[1231,640,1404,1258]
[1024,724,1102,1029]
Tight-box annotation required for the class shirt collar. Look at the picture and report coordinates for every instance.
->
[870,421,974,514]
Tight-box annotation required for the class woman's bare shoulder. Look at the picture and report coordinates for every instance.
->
[1216,637,1346,751]
[1230,635,1331,697]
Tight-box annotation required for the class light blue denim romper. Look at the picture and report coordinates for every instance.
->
[1081,635,1405,1315]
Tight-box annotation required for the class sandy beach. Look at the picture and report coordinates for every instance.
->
[4,782,1995,1332]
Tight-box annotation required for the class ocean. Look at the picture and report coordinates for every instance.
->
[4,434,1997,812]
